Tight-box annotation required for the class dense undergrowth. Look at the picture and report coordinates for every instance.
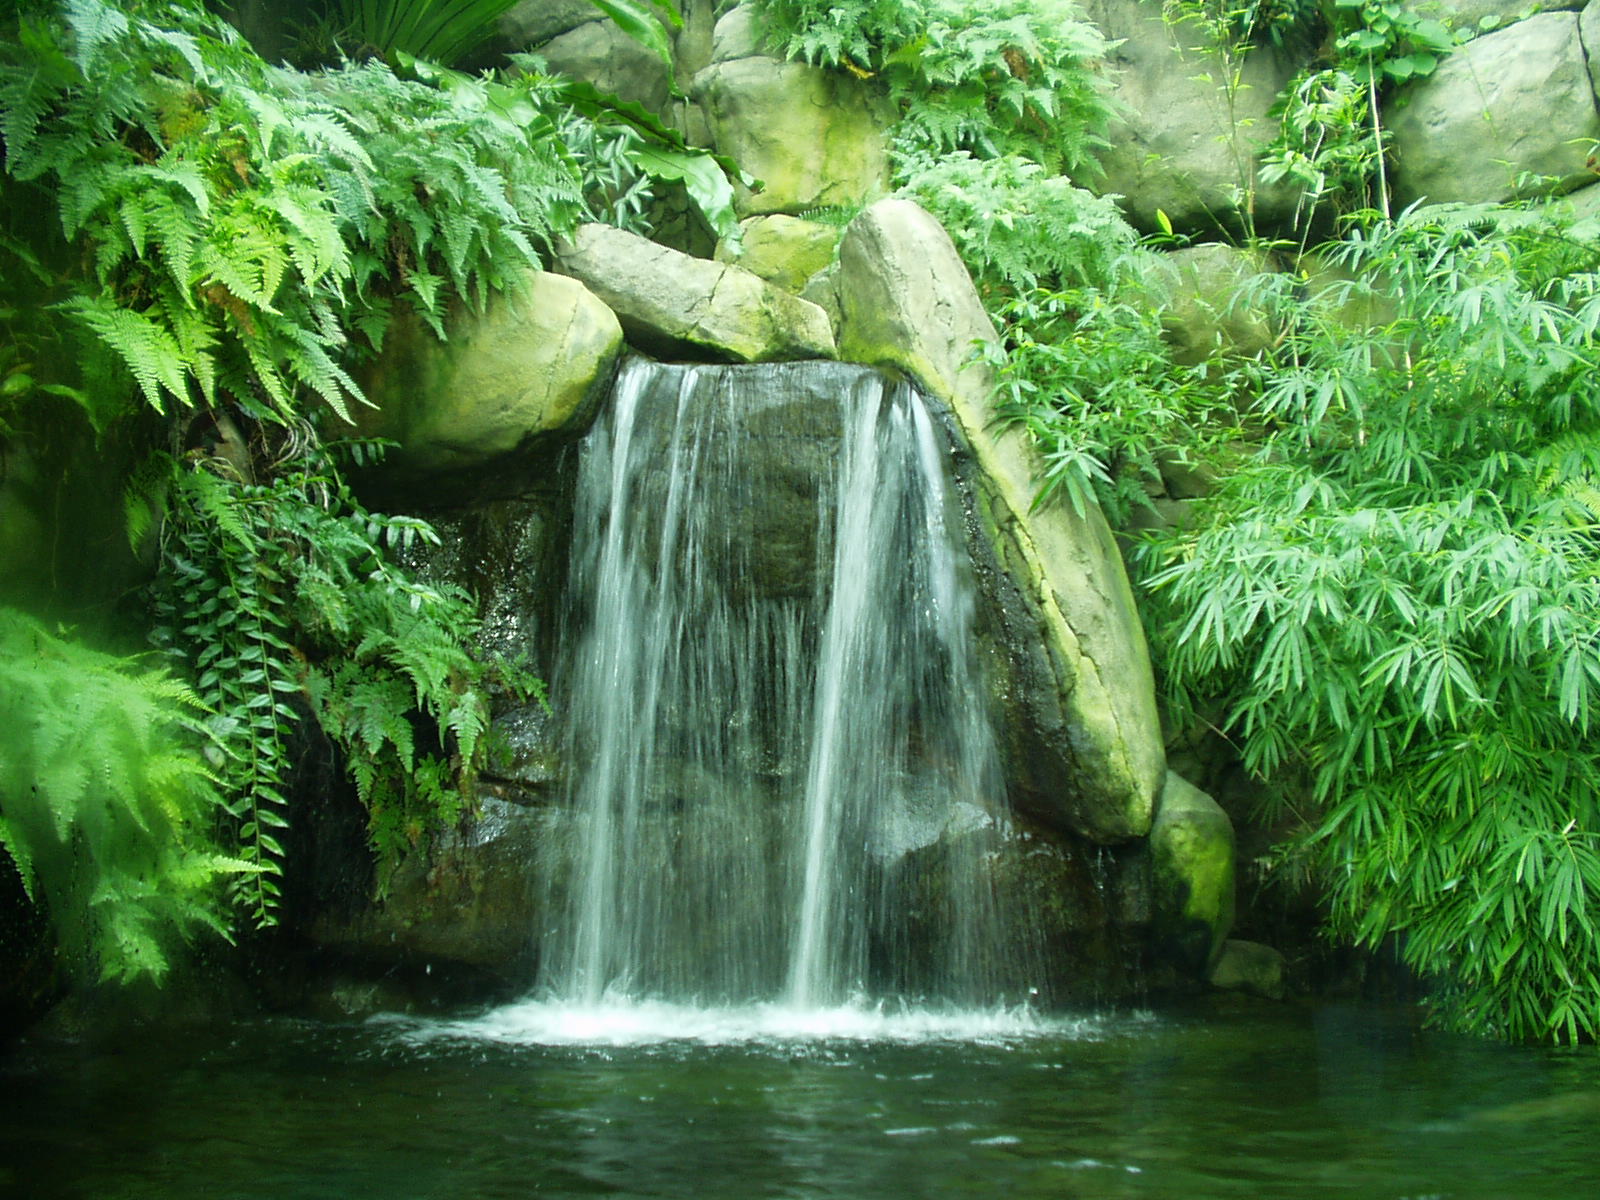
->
[0,0,646,981]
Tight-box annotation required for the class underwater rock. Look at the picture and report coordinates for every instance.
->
[1208,938,1286,1000]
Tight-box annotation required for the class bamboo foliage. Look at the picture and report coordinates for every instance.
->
[1139,203,1600,1041]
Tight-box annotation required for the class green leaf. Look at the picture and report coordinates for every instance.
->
[625,143,739,241]
[586,0,679,69]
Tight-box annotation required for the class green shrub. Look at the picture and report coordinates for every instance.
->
[753,0,1115,177]
[0,608,248,981]
[134,433,538,921]
[1138,203,1600,1041]
[1,0,556,948]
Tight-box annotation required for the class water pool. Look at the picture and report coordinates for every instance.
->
[3,999,1597,1198]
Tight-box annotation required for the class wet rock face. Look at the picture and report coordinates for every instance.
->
[307,796,550,983]
[833,198,1167,845]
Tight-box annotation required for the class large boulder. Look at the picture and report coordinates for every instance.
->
[710,3,765,63]
[1085,0,1303,236]
[536,18,673,113]
[552,221,837,361]
[497,0,599,48]
[692,56,891,215]
[356,269,623,476]
[834,198,1166,843]
[1150,771,1237,974]
[1388,11,1600,205]
[714,214,842,293]
[1156,243,1280,365]
[1415,0,1586,35]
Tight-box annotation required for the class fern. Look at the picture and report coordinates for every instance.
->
[0,0,587,433]
[0,607,248,981]
[895,150,1139,295]
[147,433,527,918]
[754,0,1115,179]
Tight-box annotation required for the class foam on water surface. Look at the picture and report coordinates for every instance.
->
[376,997,1111,1050]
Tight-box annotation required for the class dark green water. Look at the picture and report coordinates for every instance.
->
[3,1001,1598,1199]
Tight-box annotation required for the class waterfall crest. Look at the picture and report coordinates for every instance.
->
[537,359,1031,1013]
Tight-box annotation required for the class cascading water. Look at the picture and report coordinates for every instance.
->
[523,358,1036,1037]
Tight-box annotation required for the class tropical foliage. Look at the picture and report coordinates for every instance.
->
[0,607,248,982]
[0,0,576,969]
[1139,203,1600,1041]
[753,0,1115,178]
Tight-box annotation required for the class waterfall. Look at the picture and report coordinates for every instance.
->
[535,359,1030,1015]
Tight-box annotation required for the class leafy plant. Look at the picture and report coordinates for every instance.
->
[753,0,1115,178]
[0,0,585,427]
[324,0,682,70]
[1256,0,1455,224]
[895,149,1139,297]
[139,432,528,917]
[338,0,526,64]
[2,0,566,947]
[891,135,1224,527]
[0,607,249,982]
[981,286,1231,525]
[1137,203,1600,1041]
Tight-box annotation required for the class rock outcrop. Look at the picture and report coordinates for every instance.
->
[1156,243,1280,365]
[834,197,1166,843]
[714,214,842,293]
[1086,0,1304,235]
[1388,10,1600,205]
[355,269,623,476]
[692,53,891,216]
[553,221,837,361]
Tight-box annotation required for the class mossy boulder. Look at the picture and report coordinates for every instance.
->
[714,215,842,293]
[1150,771,1236,975]
[536,18,673,113]
[833,198,1166,843]
[1208,938,1286,1000]
[692,55,891,216]
[356,269,622,476]
[1155,243,1280,365]
[552,222,837,361]
[1085,0,1303,236]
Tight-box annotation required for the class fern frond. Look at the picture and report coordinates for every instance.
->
[66,296,190,412]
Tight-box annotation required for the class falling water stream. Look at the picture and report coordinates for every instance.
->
[502,358,1034,1040]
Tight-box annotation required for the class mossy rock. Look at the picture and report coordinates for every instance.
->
[1149,771,1236,975]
